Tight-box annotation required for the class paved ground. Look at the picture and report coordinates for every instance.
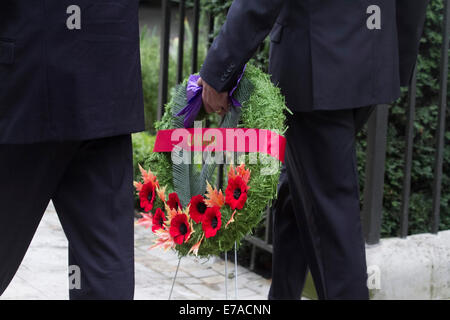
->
[0,203,271,300]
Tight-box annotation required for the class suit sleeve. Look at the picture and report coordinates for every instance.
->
[396,0,429,86]
[200,0,284,92]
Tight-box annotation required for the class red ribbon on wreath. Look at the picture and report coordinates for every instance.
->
[153,128,286,163]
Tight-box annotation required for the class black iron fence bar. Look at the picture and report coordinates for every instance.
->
[249,241,257,271]
[177,0,186,84]
[208,12,215,49]
[191,0,200,73]
[264,206,271,244]
[432,0,450,234]
[246,205,274,270]
[245,235,273,254]
[362,104,390,245]
[400,66,418,238]
[158,0,171,120]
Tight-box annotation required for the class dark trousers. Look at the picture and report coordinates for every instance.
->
[0,135,135,300]
[268,106,375,300]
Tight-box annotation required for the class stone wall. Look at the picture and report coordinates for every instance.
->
[367,230,450,300]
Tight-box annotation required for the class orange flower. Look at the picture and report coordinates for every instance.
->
[235,163,251,184]
[151,228,176,251]
[225,210,237,229]
[139,164,159,187]
[137,212,153,229]
[133,181,144,192]
[228,163,251,185]
[157,186,167,203]
[188,234,205,256]
[204,181,225,208]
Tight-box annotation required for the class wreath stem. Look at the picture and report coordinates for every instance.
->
[224,252,228,300]
[168,257,182,300]
[234,242,239,299]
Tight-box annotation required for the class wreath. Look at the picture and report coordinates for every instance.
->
[135,64,288,257]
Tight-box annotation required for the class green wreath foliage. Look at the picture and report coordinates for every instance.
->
[142,64,288,257]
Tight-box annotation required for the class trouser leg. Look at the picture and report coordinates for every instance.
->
[268,106,374,300]
[53,135,135,300]
[0,143,75,295]
[268,164,309,300]
[281,106,374,300]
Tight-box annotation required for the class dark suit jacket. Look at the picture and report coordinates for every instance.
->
[200,0,429,112]
[0,0,144,143]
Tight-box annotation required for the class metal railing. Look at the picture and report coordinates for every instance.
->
[362,1,450,244]
[157,0,204,114]
[153,0,449,260]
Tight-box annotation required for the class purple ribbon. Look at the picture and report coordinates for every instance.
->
[176,65,247,128]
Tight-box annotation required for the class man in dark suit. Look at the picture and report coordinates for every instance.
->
[0,0,144,299]
[199,0,429,299]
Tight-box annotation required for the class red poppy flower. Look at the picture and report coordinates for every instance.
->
[169,214,191,245]
[152,208,166,233]
[188,195,208,223]
[202,207,222,238]
[225,176,248,210]
[139,182,156,212]
[167,193,182,211]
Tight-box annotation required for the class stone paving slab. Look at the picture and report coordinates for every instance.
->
[0,203,270,300]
